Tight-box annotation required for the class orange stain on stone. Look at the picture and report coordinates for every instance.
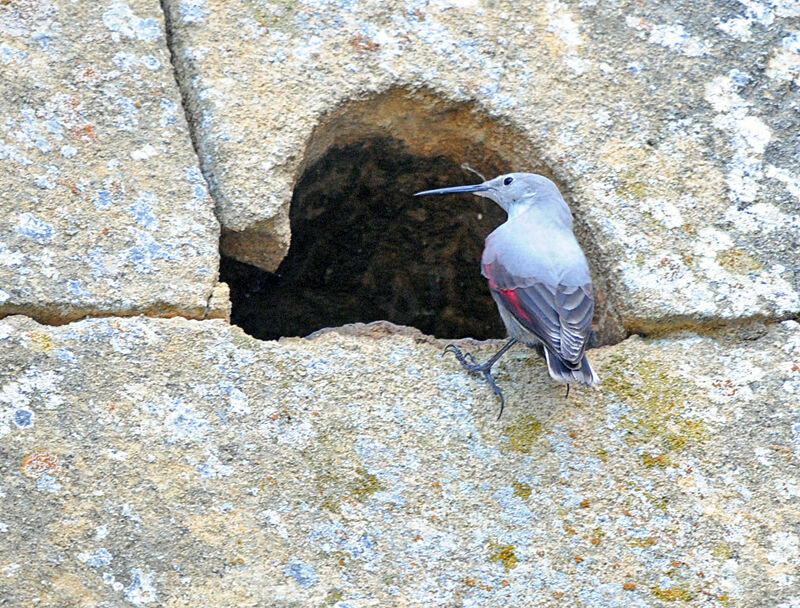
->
[20,451,60,479]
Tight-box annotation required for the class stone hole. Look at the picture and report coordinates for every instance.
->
[221,136,511,340]
[220,89,619,343]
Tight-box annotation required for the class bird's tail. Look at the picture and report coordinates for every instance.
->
[543,349,599,386]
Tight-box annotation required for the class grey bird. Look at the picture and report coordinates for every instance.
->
[415,173,599,416]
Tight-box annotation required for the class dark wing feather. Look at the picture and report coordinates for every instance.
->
[484,261,594,366]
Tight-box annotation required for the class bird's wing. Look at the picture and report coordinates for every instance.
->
[483,259,593,366]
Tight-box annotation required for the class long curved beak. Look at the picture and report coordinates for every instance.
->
[414,184,489,196]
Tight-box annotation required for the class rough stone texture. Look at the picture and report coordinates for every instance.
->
[0,0,225,324]
[2,3,800,607]
[163,0,800,336]
[2,314,799,607]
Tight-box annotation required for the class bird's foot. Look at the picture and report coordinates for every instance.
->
[443,344,485,372]
[443,344,506,419]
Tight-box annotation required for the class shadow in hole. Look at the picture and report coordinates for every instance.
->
[221,137,510,341]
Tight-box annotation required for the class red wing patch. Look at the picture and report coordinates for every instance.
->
[499,288,532,323]
[483,258,593,365]
[484,263,496,288]
[485,262,532,323]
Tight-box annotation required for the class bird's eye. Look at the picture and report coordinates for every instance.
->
[503,176,514,186]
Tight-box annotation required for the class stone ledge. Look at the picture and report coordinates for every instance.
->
[1,314,798,606]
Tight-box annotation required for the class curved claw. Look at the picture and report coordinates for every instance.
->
[443,343,461,359]
[443,344,482,371]
[443,343,459,362]
[482,370,506,419]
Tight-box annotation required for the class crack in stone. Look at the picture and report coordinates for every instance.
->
[158,0,221,219]
[158,0,225,321]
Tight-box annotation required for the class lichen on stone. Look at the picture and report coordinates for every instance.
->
[501,413,544,454]
[487,539,518,571]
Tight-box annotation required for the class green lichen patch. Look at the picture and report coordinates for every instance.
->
[512,481,532,500]
[603,355,709,459]
[643,491,668,512]
[614,172,649,200]
[323,589,344,606]
[315,460,344,513]
[307,430,383,512]
[502,414,543,454]
[712,542,731,561]
[317,463,383,513]
[640,452,672,469]
[247,0,300,32]
[348,466,383,498]
[715,248,761,274]
[650,584,695,602]
[487,539,518,571]
[589,527,605,546]
[665,419,707,451]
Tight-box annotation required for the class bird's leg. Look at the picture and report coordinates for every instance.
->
[565,383,570,398]
[443,338,518,418]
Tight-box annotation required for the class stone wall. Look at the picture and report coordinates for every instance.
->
[1,1,799,606]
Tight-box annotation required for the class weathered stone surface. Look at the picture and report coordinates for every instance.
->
[164,0,800,335]
[1,314,799,606]
[2,4,799,607]
[0,0,225,324]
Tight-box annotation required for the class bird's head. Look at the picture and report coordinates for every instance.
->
[414,172,562,216]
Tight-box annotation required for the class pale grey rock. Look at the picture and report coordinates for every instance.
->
[1,314,799,607]
[0,0,225,324]
[163,0,800,336]
[1,5,799,607]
